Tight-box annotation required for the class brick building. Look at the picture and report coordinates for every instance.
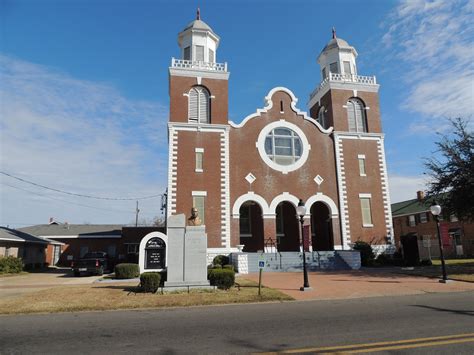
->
[167,14,394,256]
[392,191,474,261]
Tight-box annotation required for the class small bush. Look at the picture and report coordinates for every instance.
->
[0,256,24,273]
[208,268,235,290]
[223,264,234,271]
[212,255,229,267]
[140,272,161,293]
[353,241,375,267]
[420,259,433,266]
[115,263,140,279]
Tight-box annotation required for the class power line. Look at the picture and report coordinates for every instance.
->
[2,183,159,216]
[3,183,134,214]
[1,171,163,200]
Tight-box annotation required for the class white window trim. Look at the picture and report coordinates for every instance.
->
[359,193,373,227]
[358,154,367,177]
[195,149,204,173]
[192,191,207,197]
[256,120,311,174]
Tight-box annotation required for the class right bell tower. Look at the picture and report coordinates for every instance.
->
[308,29,394,251]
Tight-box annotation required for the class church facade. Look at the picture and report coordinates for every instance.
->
[167,13,394,256]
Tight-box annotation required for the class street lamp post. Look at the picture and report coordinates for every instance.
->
[297,199,311,291]
[430,201,448,283]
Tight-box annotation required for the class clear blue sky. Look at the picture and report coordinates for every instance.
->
[1,0,472,227]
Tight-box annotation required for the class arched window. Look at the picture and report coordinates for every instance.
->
[346,98,367,132]
[188,86,210,123]
[317,106,326,128]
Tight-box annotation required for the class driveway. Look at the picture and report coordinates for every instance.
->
[0,268,103,299]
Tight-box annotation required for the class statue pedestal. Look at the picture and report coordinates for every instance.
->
[165,215,210,289]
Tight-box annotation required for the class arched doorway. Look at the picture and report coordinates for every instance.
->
[276,201,300,251]
[310,202,334,251]
[239,201,264,252]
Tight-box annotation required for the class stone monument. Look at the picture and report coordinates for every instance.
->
[164,213,210,288]
[138,231,168,274]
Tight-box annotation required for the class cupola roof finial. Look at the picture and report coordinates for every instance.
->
[197,7,200,20]
[332,27,336,39]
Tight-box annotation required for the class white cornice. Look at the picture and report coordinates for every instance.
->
[169,67,230,80]
[229,86,333,134]
[168,122,230,132]
[308,81,379,109]
[333,131,384,140]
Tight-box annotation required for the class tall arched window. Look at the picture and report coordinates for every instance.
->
[317,106,326,128]
[346,98,367,132]
[188,86,210,123]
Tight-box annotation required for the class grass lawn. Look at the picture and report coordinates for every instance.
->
[397,259,474,282]
[0,278,293,315]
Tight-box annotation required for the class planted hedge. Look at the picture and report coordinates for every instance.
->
[115,263,140,279]
[212,255,230,267]
[0,256,23,273]
[140,272,161,293]
[208,268,235,290]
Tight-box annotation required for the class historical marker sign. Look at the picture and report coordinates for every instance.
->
[145,237,166,270]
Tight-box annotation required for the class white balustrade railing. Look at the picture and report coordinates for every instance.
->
[171,58,228,72]
[310,72,377,99]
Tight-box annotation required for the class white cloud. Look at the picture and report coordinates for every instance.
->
[0,54,169,227]
[382,0,474,126]
[388,174,427,203]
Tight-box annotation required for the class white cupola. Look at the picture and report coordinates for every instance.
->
[178,9,220,63]
[317,28,358,81]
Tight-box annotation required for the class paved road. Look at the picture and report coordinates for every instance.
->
[1,291,473,354]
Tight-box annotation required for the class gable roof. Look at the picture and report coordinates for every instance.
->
[391,198,434,217]
[18,224,123,237]
[0,227,49,244]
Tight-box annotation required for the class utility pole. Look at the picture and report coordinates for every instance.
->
[135,200,140,227]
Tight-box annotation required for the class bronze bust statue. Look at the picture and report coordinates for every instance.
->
[188,207,202,226]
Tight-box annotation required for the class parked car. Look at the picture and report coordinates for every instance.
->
[71,252,109,276]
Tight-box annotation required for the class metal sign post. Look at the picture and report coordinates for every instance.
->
[258,259,265,296]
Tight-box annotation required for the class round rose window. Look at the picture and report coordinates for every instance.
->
[264,128,302,165]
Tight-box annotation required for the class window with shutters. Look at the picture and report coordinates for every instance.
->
[208,49,214,63]
[408,215,416,227]
[346,98,367,132]
[195,45,204,61]
[317,106,326,128]
[343,61,352,75]
[188,86,210,123]
[184,46,191,60]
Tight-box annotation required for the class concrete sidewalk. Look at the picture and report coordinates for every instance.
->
[240,269,474,301]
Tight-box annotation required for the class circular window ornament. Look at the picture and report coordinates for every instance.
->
[257,121,310,173]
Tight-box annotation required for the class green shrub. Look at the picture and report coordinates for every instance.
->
[115,263,140,279]
[140,272,161,293]
[353,241,375,266]
[208,268,235,290]
[374,253,391,266]
[0,256,24,273]
[223,264,234,271]
[212,255,229,267]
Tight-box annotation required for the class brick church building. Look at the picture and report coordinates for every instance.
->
[167,13,394,256]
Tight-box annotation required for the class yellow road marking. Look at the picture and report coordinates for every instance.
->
[346,337,474,353]
[257,332,474,354]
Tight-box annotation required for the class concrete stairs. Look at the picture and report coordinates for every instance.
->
[244,251,358,273]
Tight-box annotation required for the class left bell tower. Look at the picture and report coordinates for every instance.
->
[168,10,232,251]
